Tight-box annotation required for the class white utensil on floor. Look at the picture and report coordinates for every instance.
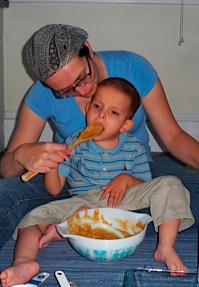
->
[55,271,72,287]
[12,272,50,287]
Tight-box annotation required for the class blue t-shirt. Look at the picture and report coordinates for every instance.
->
[58,131,152,195]
[25,50,158,159]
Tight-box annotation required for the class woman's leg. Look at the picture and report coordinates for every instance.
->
[0,174,71,249]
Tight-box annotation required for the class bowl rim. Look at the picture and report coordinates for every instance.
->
[57,208,152,242]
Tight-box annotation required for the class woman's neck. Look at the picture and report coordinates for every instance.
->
[93,53,108,82]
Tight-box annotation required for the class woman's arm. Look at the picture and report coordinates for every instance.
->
[142,78,199,169]
[0,103,67,178]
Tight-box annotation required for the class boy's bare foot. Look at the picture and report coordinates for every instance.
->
[39,224,65,249]
[154,244,187,276]
[39,207,90,249]
[39,206,90,249]
[0,261,39,287]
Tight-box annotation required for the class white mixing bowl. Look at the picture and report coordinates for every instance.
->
[57,208,152,261]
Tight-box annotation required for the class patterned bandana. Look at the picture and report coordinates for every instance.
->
[26,24,88,81]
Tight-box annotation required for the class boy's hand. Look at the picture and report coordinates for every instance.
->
[100,174,143,207]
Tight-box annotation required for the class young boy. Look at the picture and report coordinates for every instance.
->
[0,78,194,287]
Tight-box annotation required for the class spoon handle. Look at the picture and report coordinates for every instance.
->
[55,271,71,287]
[21,170,38,182]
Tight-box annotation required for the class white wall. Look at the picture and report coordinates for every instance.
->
[0,8,4,152]
[8,0,199,3]
[2,2,199,149]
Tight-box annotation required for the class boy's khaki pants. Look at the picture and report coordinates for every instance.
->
[14,175,194,239]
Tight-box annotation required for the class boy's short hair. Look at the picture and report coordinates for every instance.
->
[98,77,140,118]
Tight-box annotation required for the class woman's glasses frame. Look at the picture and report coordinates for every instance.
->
[52,55,92,99]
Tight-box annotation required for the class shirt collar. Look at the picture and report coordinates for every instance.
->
[87,132,128,155]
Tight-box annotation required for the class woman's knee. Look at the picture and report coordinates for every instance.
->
[156,175,183,186]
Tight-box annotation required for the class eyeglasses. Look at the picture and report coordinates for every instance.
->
[52,55,92,98]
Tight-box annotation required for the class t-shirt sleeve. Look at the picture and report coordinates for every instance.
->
[131,141,152,181]
[58,131,80,177]
[25,80,53,120]
[96,50,158,99]
[132,54,158,97]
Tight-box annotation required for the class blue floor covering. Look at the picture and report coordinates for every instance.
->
[0,227,198,287]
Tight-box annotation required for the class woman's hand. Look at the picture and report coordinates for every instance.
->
[100,174,143,207]
[15,142,71,173]
[0,103,71,178]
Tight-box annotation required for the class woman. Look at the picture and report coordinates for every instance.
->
[0,24,198,249]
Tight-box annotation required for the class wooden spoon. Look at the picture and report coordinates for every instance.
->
[21,122,104,182]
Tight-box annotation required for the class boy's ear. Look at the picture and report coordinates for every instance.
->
[120,119,134,133]
[85,102,90,114]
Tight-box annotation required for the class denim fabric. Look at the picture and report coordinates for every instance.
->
[0,174,71,249]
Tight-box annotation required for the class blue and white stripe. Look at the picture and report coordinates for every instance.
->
[58,130,151,195]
